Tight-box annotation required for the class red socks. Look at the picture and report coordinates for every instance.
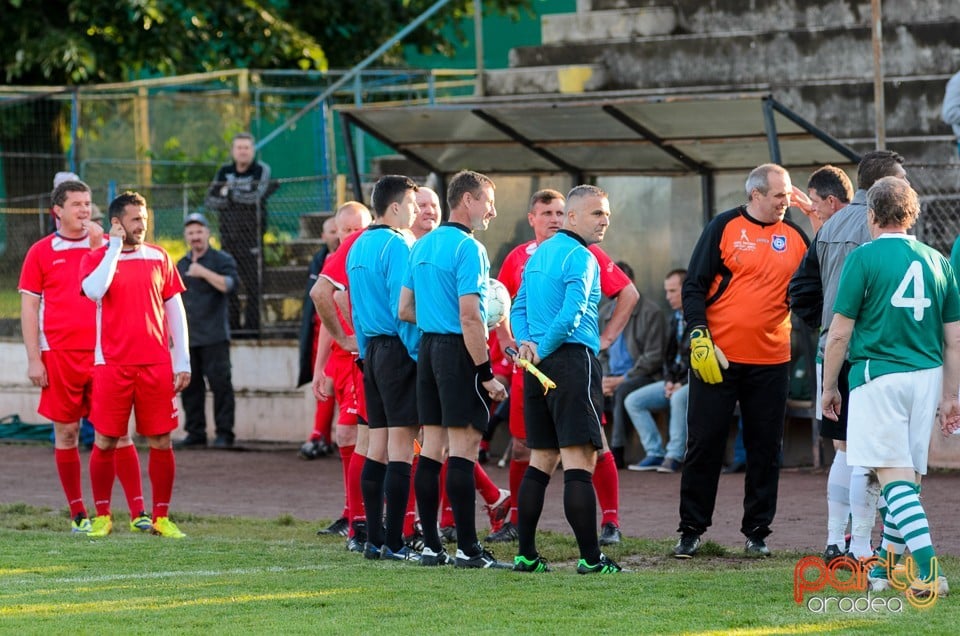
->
[89,445,117,517]
[439,460,454,528]
[509,459,529,525]
[339,444,354,521]
[148,447,175,520]
[474,463,500,505]
[312,397,335,442]
[593,450,620,527]
[54,447,86,517]
[114,444,145,518]
[347,449,366,527]
[403,455,419,536]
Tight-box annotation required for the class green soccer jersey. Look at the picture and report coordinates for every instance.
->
[833,234,960,389]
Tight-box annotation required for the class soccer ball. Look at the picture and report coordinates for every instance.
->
[486,278,511,328]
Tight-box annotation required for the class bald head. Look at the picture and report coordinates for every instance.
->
[336,201,372,240]
[414,187,441,239]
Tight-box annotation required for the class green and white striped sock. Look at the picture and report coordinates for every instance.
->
[883,481,936,582]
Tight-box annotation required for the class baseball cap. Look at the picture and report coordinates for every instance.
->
[184,212,209,227]
[53,171,80,188]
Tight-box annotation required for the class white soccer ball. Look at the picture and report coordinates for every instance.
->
[485,278,511,328]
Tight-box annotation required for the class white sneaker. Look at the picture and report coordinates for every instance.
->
[867,573,891,592]
[908,576,949,599]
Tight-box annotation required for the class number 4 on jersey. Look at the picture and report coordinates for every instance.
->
[891,261,932,321]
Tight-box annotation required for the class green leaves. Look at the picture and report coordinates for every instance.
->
[1,0,530,85]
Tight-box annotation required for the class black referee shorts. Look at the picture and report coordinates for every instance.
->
[417,333,490,432]
[820,360,851,441]
[363,335,418,430]
[523,344,604,450]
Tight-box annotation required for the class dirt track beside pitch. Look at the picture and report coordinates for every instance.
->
[4,442,960,555]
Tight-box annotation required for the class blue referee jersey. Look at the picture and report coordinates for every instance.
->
[511,229,601,357]
[403,222,490,334]
[346,225,419,359]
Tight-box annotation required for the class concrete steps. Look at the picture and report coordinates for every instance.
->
[482,0,960,163]
[541,6,677,44]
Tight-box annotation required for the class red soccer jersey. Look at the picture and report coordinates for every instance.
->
[80,243,186,366]
[320,229,366,345]
[18,233,96,351]
[497,239,631,299]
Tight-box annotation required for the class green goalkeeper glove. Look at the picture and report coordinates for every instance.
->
[689,327,728,384]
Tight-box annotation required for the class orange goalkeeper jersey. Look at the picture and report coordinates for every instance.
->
[683,207,808,365]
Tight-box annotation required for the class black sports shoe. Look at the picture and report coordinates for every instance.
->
[403,530,425,552]
[484,520,518,543]
[598,522,622,546]
[346,521,367,552]
[455,544,513,569]
[577,553,622,574]
[318,516,349,536]
[212,435,234,449]
[173,435,206,450]
[439,525,458,544]
[745,537,771,557]
[420,546,455,567]
[363,541,382,560]
[822,543,845,564]
[380,545,421,562]
[513,554,551,573]
[673,533,701,559]
[346,536,364,553]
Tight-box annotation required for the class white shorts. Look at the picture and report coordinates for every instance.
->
[847,367,941,474]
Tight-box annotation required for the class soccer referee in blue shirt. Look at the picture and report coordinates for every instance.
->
[346,175,422,562]
[511,184,622,574]
[399,170,510,569]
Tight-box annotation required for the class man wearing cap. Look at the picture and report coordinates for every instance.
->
[174,213,239,449]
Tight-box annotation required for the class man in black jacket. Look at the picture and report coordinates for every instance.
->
[623,269,690,473]
[204,132,277,336]
[174,213,239,449]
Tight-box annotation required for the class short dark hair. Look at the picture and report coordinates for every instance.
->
[232,132,255,145]
[529,189,564,211]
[447,170,494,211]
[371,175,419,217]
[807,166,853,203]
[615,261,634,282]
[857,150,905,190]
[665,268,687,282]
[109,191,147,221]
[867,176,920,230]
[51,180,91,207]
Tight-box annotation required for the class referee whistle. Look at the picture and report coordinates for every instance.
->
[506,347,557,395]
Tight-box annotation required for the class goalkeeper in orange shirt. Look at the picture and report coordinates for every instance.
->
[674,164,808,559]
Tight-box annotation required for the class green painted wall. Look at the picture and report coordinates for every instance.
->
[404,0,576,70]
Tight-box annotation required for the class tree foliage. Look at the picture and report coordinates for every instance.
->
[2,0,531,85]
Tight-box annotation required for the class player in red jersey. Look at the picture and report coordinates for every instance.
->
[80,191,191,539]
[489,189,638,546]
[310,202,372,551]
[19,179,148,534]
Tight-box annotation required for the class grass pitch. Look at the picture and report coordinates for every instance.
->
[0,503,955,634]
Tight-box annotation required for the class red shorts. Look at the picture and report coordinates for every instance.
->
[325,352,366,425]
[90,363,179,438]
[38,349,94,423]
[509,364,527,439]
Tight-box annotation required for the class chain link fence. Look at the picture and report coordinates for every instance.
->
[0,174,365,339]
[911,162,960,257]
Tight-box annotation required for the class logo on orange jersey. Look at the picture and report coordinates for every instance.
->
[733,229,756,252]
[772,235,787,252]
